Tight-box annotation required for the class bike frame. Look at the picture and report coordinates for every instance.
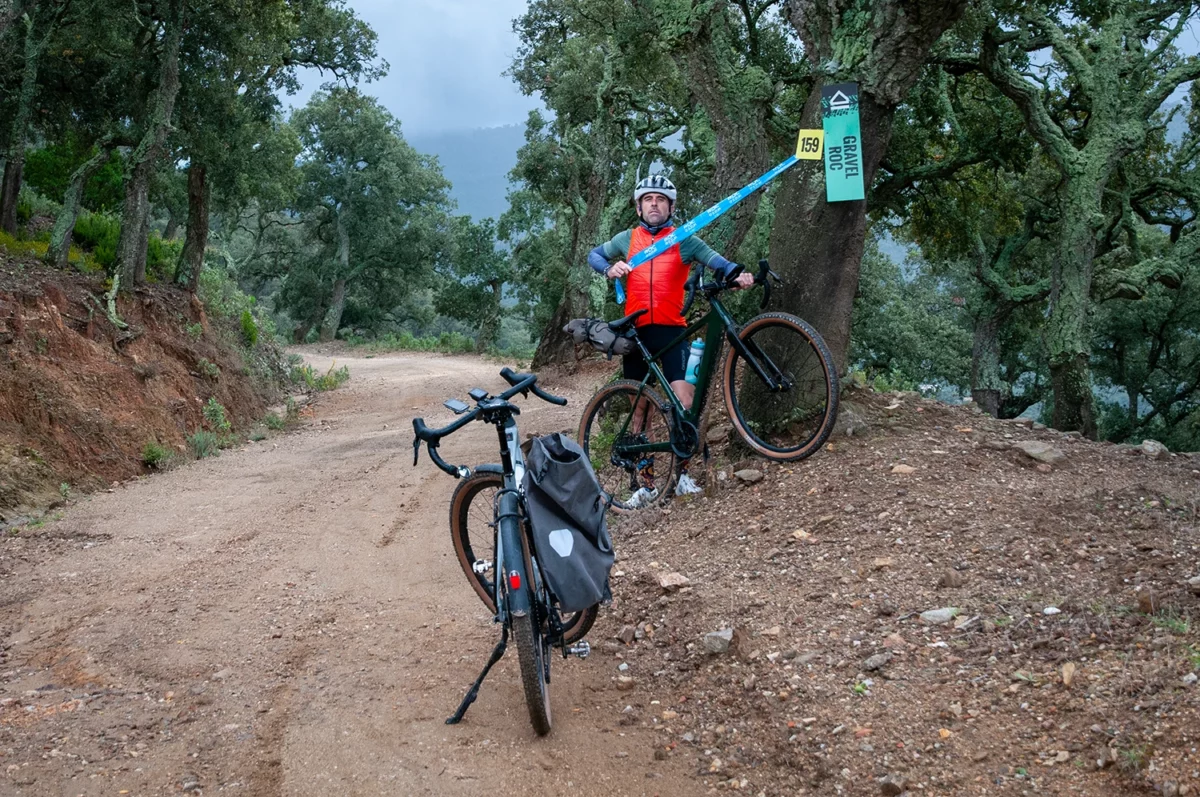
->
[491,415,534,620]
[616,294,787,459]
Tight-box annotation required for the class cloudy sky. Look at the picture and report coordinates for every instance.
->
[287,0,541,136]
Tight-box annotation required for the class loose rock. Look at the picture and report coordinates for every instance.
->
[863,651,892,671]
[656,571,690,592]
[704,628,734,654]
[1141,439,1169,459]
[734,469,763,484]
[890,464,915,475]
[920,607,959,625]
[1012,440,1067,465]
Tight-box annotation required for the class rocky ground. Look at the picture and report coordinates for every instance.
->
[598,386,1200,796]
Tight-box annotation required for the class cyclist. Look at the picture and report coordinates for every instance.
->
[588,174,753,505]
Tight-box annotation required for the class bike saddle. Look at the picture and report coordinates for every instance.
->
[607,308,648,333]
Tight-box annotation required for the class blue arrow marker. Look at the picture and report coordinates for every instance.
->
[614,154,799,304]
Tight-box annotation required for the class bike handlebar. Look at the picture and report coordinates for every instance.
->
[499,367,568,406]
[412,368,567,478]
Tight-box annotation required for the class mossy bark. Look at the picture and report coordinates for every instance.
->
[319,213,350,342]
[971,312,1004,417]
[768,0,968,373]
[0,12,45,235]
[46,140,116,267]
[476,280,502,354]
[177,163,209,291]
[116,0,185,285]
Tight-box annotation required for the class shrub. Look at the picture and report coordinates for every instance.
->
[186,322,204,340]
[344,330,475,355]
[197,358,220,380]
[291,362,350,391]
[146,234,183,282]
[187,430,219,459]
[264,412,286,430]
[202,398,232,433]
[240,310,258,347]
[73,211,120,266]
[142,440,172,468]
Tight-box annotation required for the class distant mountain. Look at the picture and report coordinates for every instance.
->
[409,124,526,222]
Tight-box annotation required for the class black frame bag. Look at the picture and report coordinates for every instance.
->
[564,318,635,359]
[521,433,614,612]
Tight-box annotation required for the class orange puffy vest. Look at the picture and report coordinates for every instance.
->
[625,225,688,327]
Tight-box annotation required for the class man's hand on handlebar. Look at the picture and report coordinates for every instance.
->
[729,271,755,290]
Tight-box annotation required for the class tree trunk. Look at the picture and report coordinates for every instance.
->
[178,163,209,291]
[680,7,772,258]
[163,213,179,241]
[971,311,1004,417]
[0,12,46,236]
[319,278,346,342]
[319,212,350,342]
[46,139,115,267]
[116,0,185,284]
[769,0,968,373]
[0,160,22,236]
[532,158,610,368]
[292,322,312,344]
[476,280,502,353]
[1046,175,1101,436]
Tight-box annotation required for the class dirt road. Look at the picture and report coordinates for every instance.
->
[1,351,692,796]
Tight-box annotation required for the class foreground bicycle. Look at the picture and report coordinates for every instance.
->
[413,368,596,735]
[579,260,839,510]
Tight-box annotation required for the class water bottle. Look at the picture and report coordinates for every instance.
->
[685,340,704,384]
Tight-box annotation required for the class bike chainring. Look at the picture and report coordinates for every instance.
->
[671,417,700,460]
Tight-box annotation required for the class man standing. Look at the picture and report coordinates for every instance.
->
[588,174,753,504]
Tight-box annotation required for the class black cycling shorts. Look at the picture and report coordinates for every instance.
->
[622,324,689,385]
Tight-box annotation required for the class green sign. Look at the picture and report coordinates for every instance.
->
[821,82,864,202]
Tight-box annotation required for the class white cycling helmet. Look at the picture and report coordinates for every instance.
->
[633,174,677,204]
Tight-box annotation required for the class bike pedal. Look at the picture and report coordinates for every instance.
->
[472,559,493,574]
[566,641,591,659]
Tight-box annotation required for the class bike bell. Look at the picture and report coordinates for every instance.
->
[685,340,705,384]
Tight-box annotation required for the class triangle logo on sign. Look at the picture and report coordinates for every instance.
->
[548,528,574,558]
[829,90,851,110]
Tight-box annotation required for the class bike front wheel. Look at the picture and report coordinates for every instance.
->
[577,380,677,512]
[450,472,597,643]
[722,312,839,461]
[511,606,552,735]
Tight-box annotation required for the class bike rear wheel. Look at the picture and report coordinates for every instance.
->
[450,472,597,643]
[722,312,839,461]
[577,380,677,512]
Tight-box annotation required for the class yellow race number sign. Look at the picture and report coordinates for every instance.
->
[795,129,824,160]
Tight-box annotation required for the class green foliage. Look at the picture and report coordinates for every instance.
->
[186,323,204,340]
[145,234,183,282]
[202,398,232,433]
[188,431,220,459]
[240,310,259,347]
[264,412,286,431]
[198,263,257,321]
[434,216,510,352]
[290,362,351,391]
[72,211,121,267]
[850,241,971,392]
[142,441,172,469]
[196,358,221,380]
[344,331,476,355]
[274,87,452,339]
[24,140,125,212]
